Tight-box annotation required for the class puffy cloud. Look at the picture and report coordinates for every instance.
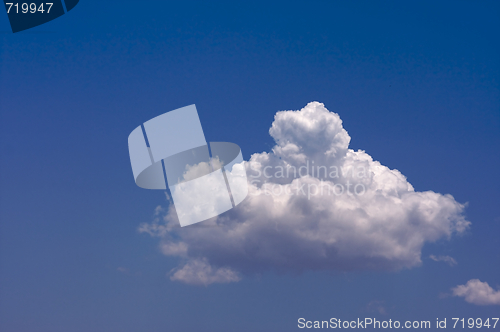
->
[429,255,457,266]
[140,102,470,285]
[452,279,500,305]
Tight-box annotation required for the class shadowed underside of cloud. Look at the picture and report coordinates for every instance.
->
[452,279,500,305]
[139,102,470,285]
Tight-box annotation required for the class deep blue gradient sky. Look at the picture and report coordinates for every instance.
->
[1,1,499,331]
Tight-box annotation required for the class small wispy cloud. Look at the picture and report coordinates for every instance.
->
[169,259,240,286]
[366,300,387,315]
[430,255,457,266]
[452,279,500,306]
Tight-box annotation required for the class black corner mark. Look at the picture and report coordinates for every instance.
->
[3,0,79,33]
[64,0,77,12]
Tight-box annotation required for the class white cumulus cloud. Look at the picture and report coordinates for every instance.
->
[140,102,470,285]
[452,279,500,305]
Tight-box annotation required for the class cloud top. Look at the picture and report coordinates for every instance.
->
[140,102,470,285]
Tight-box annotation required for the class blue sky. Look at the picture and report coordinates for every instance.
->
[1,1,499,331]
